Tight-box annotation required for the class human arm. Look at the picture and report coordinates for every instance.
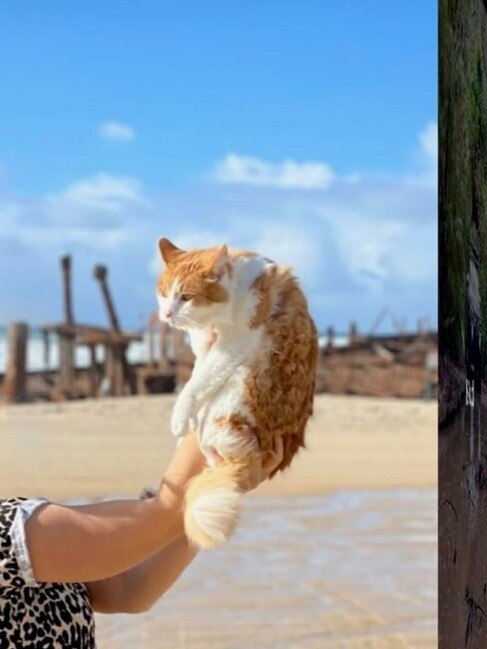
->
[25,432,206,584]
[86,436,284,614]
[86,533,196,613]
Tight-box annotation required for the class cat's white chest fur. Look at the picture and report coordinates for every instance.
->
[187,324,264,463]
[170,254,273,463]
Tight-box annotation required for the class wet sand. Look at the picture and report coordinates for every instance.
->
[95,490,437,649]
[0,394,437,648]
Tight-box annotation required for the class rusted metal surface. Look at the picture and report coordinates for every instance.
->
[93,265,121,332]
[41,323,141,344]
[60,255,74,325]
[29,256,142,400]
[317,332,438,399]
[59,255,75,388]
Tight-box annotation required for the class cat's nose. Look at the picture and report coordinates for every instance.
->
[166,310,174,319]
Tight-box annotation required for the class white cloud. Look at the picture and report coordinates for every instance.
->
[51,173,144,212]
[247,222,323,285]
[328,217,408,288]
[212,153,335,190]
[420,121,438,163]
[0,173,149,258]
[98,121,135,141]
[211,122,437,192]
[315,174,436,289]
[404,120,437,187]
[0,121,437,331]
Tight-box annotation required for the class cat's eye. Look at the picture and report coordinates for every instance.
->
[180,294,191,302]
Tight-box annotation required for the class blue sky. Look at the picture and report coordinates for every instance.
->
[0,1,437,333]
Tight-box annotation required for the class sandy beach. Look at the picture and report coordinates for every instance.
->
[0,394,437,647]
[0,394,436,499]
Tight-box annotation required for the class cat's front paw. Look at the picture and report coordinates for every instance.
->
[171,396,198,438]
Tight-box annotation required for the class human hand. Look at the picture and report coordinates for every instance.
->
[237,436,284,493]
[140,433,206,503]
[154,432,206,506]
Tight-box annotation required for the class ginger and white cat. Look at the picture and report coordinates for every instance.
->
[156,238,318,549]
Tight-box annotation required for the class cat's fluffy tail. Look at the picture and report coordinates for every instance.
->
[184,455,257,549]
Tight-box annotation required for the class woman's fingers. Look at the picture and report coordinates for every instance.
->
[262,435,284,477]
[236,436,285,492]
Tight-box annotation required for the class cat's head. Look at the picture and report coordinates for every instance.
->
[156,237,231,329]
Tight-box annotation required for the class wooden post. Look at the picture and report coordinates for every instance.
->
[2,322,28,403]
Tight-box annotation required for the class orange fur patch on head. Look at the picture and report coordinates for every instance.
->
[158,237,183,265]
[157,239,230,305]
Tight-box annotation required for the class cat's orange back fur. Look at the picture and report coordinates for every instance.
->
[246,263,318,473]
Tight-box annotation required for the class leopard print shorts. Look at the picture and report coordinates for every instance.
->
[0,497,96,648]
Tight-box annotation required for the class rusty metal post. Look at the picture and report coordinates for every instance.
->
[42,330,50,380]
[104,345,124,397]
[88,345,98,397]
[113,347,125,396]
[60,255,74,325]
[93,264,137,394]
[59,255,75,390]
[2,322,28,403]
[59,334,75,389]
[93,265,121,332]
[326,326,335,349]
[349,321,358,346]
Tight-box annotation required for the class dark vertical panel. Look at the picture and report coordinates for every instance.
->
[440,1,487,646]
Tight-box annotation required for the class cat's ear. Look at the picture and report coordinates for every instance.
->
[208,244,229,280]
[158,238,183,265]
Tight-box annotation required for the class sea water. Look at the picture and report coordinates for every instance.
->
[0,326,152,373]
[0,326,348,373]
